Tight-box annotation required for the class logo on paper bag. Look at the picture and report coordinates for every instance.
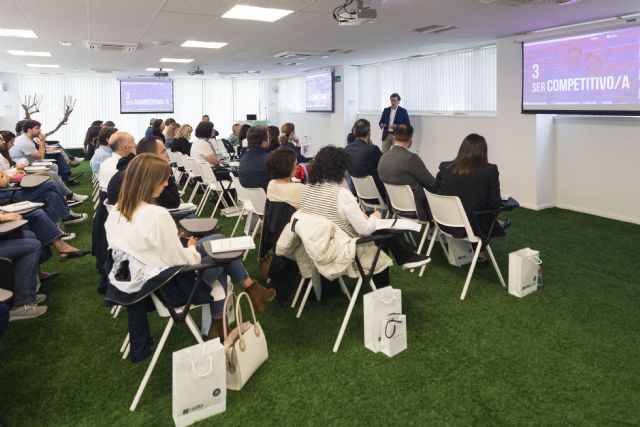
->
[212,388,221,397]
[182,403,204,415]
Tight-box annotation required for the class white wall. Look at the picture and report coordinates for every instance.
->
[0,73,19,132]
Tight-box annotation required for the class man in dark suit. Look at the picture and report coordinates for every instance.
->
[344,119,386,200]
[378,124,436,221]
[379,93,410,153]
[238,126,270,191]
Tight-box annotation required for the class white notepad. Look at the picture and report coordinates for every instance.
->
[168,203,196,212]
[25,166,49,172]
[0,201,44,213]
[208,236,255,254]
[375,218,422,233]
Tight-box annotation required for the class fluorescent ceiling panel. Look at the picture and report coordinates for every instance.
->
[181,40,228,49]
[160,57,194,63]
[146,67,174,71]
[7,50,51,57]
[0,28,37,38]
[26,63,60,68]
[222,5,293,22]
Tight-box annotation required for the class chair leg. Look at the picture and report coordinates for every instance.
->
[188,182,201,204]
[485,244,506,288]
[112,305,122,319]
[338,277,351,299]
[230,206,246,237]
[210,192,224,218]
[122,343,130,360]
[291,277,306,308]
[120,333,130,353]
[130,317,174,411]
[460,241,482,301]
[185,313,205,343]
[196,187,210,217]
[296,279,314,319]
[333,277,363,353]
[411,223,430,273]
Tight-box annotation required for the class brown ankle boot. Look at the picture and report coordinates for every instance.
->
[245,282,266,314]
[254,280,276,302]
[207,318,225,341]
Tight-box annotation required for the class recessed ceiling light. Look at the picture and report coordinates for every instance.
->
[0,28,37,38]
[222,5,293,22]
[58,40,72,47]
[160,57,194,63]
[7,50,51,57]
[146,67,174,71]
[245,70,260,74]
[181,40,228,49]
[26,63,60,68]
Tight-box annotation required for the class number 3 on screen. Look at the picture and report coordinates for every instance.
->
[532,64,539,79]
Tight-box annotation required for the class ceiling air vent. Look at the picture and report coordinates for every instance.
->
[87,41,138,52]
[414,25,458,34]
[273,51,319,60]
[90,67,121,73]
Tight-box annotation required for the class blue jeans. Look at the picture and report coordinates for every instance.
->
[45,152,71,181]
[0,302,8,359]
[197,234,250,316]
[2,181,70,223]
[0,231,41,306]
[23,209,62,263]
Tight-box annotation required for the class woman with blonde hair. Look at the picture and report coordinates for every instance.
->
[167,124,192,155]
[278,122,306,164]
[163,122,179,147]
[105,155,274,357]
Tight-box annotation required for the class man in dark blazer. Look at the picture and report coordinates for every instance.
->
[378,124,436,221]
[379,93,410,153]
[344,118,386,200]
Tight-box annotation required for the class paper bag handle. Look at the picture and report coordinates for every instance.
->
[222,292,237,339]
[191,356,214,378]
[528,255,542,265]
[380,287,397,305]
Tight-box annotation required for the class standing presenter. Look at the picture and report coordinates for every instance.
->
[379,93,410,153]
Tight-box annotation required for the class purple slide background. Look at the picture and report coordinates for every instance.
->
[120,81,173,113]
[306,73,332,110]
[523,26,640,106]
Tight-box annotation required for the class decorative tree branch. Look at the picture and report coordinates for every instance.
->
[20,94,43,119]
[44,96,76,138]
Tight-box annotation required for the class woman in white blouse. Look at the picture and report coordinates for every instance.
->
[105,154,274,340]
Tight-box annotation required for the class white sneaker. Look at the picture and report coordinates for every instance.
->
[35,294,47,304]
[61,231,76,241]
[72,193,89,202]
[9,304,47,321]
[62,211,87,225]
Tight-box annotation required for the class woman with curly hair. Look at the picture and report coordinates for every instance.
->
[298,146,429,287]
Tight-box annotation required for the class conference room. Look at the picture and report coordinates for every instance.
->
[1,0,639,425]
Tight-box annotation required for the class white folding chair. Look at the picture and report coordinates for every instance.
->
[383,183,439,276]
[183,157,205,203]
[351,175,389,216]
[290,269,352,319]
[229,179,266,260]
[197,162,236,218]
[424,190,506,300]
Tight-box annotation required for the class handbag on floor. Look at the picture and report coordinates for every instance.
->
[223,292,268,391]
[508,248,542,298]
[363,286,402,353]
[379,313,407,357]
[172,340,226,427]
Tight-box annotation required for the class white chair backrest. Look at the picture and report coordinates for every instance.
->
[197,161,217,184]
[185,157,203,178]
[384,183,417,214]
[167,150,178,164]
[243,187,267,216]
[424,190,477,241]
[351,176,385,205]
[230,173,257,212]
[174,153,186,169]
[150,293,171,317]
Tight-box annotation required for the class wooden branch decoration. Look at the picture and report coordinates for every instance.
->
[44,96,76,138]
[20,94,43,119]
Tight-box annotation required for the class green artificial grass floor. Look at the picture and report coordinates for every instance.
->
[1,161,640,426]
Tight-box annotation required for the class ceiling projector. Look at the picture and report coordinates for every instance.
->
[188,65,204,76]
[153,68,169,77]
[334,0,377,26]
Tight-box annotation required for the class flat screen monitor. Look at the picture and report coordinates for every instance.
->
[306,70,334,112]
[522,25,640,115]
[120,79,174,114]
[246,114,257,120]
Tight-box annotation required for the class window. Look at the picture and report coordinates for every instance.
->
[277,75,305,113]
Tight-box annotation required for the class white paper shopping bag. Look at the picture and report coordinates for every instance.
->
[379,314,407,357]
[445,235,474,267]
[363,286,401,353]
[172,340,226,427]
[508,248,542,298]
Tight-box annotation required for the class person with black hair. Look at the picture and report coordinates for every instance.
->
[238,126,270,190]
[84,120,103,159]
[266,125,280,152]
[90,127,118,174]
[144,118,155,137]
[300,146,429,281]
[379,93,410,153]
[191,121,220,166]
[343,118,385,200]
[151,119,165,143]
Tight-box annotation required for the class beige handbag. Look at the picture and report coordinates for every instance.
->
[223,292,268,391]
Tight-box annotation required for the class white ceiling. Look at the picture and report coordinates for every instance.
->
[0,0,639,78]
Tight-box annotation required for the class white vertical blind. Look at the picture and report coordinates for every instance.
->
[277,75,306,112]
[16,76,267,147]
[359,46,497,114]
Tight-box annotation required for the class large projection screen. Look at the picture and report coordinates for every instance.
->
[120,79,174,114]
[522,25,640,115]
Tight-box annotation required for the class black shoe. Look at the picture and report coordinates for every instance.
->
[476,256,490,269]
[401,253,431,270]
[500,218,512,231]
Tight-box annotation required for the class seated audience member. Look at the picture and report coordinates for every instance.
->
[144,118,155,137]
[104,156,274,351]
[151,119,165,143]
[378,124,436,221]
[346,127,356,144]
[98,132,136,192]
[107,136,179,209]
[0,212,45,320]
[164,122,179,147]
[299,146,428,286]
[266,126,280,152]
[0,131,87,205]
[84,120,102,160]
[238,127,270,191]
[168,124,192,155]
[278,123,306,164]
[237,124,251,156]
[90,127,118,174]
[102,120,116,129]
[343,118,385,200]
[191,121,221,166]
[228,123,241,147]
[266,148,303,208]
[435,133,509,241]
[10,120,62,179]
